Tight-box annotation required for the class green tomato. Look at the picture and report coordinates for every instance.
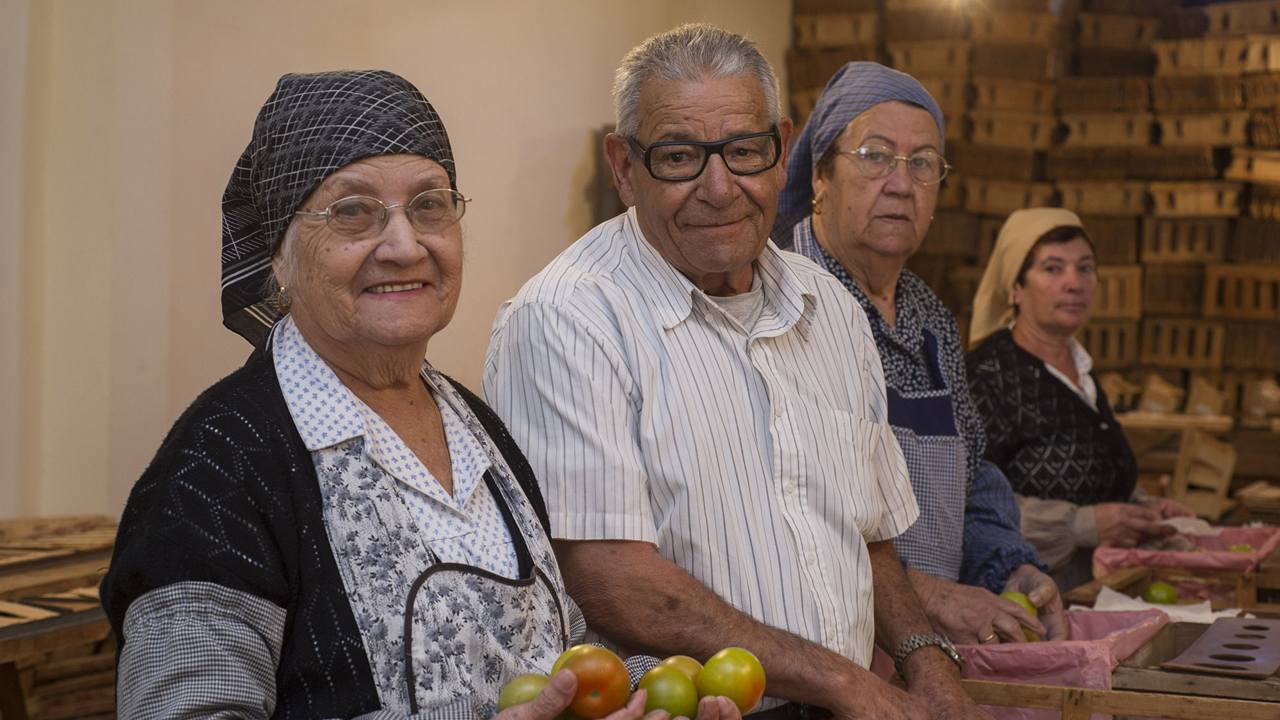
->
[1142,581,1179,604]
[999,590,1041,642]
[696,647,766,714]
[1230,543,1254,553]
[639,664,699,718]
[497,673,549,712]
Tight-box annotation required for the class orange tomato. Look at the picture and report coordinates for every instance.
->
[639,664,699,718]
[551,645,630,719]
[696,647,766,713]
[497,673,549,711]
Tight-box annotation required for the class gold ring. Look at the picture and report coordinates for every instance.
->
[981,633,997,643]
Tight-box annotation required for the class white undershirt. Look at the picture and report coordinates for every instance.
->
[1044,338,1098,410]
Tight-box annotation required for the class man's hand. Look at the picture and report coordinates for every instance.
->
[495,670,652,720]
[1094,503,1174,547]
[1003,564,1067,641]
[909,571,1045,644]
[828,671,930,720]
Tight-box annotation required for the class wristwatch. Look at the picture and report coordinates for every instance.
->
[892,633,964,677]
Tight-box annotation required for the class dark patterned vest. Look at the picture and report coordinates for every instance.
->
[965,329,1137,506]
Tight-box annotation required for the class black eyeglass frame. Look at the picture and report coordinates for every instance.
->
[627,126,783,182]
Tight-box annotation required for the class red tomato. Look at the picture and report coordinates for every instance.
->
[497,673,549,711]
[551,645,630,719]
[639,664,699,718]
[696,647,766,713]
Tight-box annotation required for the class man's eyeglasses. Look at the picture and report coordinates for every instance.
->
[835,144,951,186]
[294,188,469,237]
[628,127,782,182]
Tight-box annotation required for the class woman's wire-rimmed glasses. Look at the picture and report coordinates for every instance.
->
[294,188,470,237]
[836,144,951,186]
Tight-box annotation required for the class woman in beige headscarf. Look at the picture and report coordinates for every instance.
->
[964,208,1189,589]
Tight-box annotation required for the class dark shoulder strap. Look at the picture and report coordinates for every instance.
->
[444,374,552,537]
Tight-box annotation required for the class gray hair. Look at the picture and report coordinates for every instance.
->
[613,23,781,139]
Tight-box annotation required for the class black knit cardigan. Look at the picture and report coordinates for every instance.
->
[964,329,1137,506]
[101,344,550,719]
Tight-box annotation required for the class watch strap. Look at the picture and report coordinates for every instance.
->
[892,632,963,677]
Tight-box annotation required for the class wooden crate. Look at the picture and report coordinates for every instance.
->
[1058,180,1148,215]
[787,46,879,91]
[1243,71,1280,107]
[1093,265,1144,319]
[1225,321,1280,371]
[1127,145,1226,180]
[1061,113,1155,147]
[1148,181,1243,216]
[1205,0,1280,36]
[923,210,980,257]
[1056,76,1151,113]
[1084,0,1177,13]
[1247,183,1280,219]
[1079,320,1142,369]
[949,143,1041,180]
[971,43,1068,81]
[1045,147,1130,180]
[1157,111,1251,146]
[1152,75,1244,112]
[970,12,1062,44]
[1082,214,1140,264]
[1143,264,1205,315]
[1154,35,1280,76]
[887,41,972,78]
[968,109,1059,150]
[1141,317,1226,369]
[791,87,823,125]
[1249,108,1280,147]
[945,266,983,316]
[971,77,1054,113]
[882,9,968,42]
[962,678,1278,720]
[975,215,1005,266]
[1161,6,1211,39]
[1186,374,1228,415]
[1141,217,1231,262]
[1074,46,1156,76]
[1077,12,1162,47]
[1226,147,1280,184]
[1203,264,1280,320]
[937,172,965,210]
[917,76,969,116]
[794,12,879,49]
[795,0,878,11]
[1231,217,1280,262]
[963,178,1056,215]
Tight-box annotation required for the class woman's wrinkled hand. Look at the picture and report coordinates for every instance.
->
[1093,503,1173,548]
[1003,564,1067,641]
[1136,495,1195,519]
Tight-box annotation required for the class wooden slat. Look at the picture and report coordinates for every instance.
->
[1144,264,1205,315]
[1205,0,1280,36]
[1153,75,1244,113]
[949,143,1041,181]
[1141,217,1230,262]
[1056,75,1150,113]
[1061,112,1155,146]
[1077,12,1162,47]
[972,77,1054,113]
[970,12,1062,44]
[962,178,1055,215]
[0,603,57,622]
[882,9,968,42]
[1158,111,1251,146]
[887,41,971,78]
[1226,147,1280,183]
[969,110,1059,149]
[1140,318,1226,370]
[1203,264,1280,320]
[793,12,879,49]
[972,42,1067,81]
[1078,320,1141,369]
[1093,266,1145,320]
[1149,181,1243,216]
[961,679,1280,719]
[1057,180,1147,215]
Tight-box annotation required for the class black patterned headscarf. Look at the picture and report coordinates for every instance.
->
[220,70,456,346]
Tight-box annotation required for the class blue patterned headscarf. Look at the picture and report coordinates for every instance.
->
[774,62,944,242]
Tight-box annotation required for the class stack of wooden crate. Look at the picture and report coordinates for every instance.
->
[789,0,882,127]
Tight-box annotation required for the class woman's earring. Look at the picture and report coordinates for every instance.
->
[274,285,292,314]
[811,194,823,216]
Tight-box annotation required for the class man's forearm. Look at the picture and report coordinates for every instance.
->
[868,541,965,694]
[553,539,873,710]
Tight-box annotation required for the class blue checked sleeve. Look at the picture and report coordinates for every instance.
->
[959,460,1047,593]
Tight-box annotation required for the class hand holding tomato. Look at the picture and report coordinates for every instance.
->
[493,669,648,720]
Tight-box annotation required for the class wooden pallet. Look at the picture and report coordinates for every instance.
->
[1093,265,1144,319]
[1061,113,1155,146]
[1230,217,1280,262]
[1141,217,1231,262]
[972,76,1055,113]
[1205,0,1280,36]
[882,9,968,42]
[786,46,879,91]
[963,178,1056,215]
[1144,264,1206,315]
[949,143,1042,180]
[887,41,972,78]
[1153,75,1244,112]
[794,12,879,49]
[1045,147,1130,180]
[1079,320,1142,369]
[1157,111,1251,146]
[971,43,1068,81]
[1056,75,1151,113]
[1224,321,1280,371]
[1225,147,1280,184]
[1058,180,1148,215]
[1141,317,1226,370]
[1203,264,1280,320]
[969,109,1060,149]
[1082,214,1141,263]
[1149,181,1243,216]
[1077,12,1162,47]
[1128,145,1226,180]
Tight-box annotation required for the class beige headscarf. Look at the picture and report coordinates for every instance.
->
[969,207,1085,348]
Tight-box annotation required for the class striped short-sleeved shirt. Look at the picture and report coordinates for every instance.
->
[483,208,918,669]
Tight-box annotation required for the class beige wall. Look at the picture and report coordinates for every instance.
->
[1,0,792,519]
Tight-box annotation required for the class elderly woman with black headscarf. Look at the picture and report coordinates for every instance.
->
[101,70,735,720]
[773,62,1065,646]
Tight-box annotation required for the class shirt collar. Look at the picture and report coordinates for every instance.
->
[273,316,369,451]
[623,206,816,333]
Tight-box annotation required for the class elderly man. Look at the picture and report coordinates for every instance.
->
[485,24,990,720]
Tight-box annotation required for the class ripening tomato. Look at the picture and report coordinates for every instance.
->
[497,673,549,712]
[999,590,1041,642]
[657,655,702,684]
[639,664,699,718]
[696,647,766,713]
[550,645,630,719]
